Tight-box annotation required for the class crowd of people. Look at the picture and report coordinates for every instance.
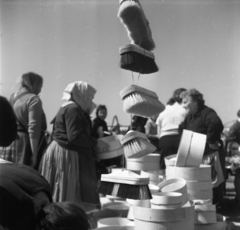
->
[0,71,240,229]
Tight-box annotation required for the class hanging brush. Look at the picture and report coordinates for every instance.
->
[119,44,159,74]
[120,130,156,158]
[98,169,152,200]
[119,84,165,118]
[118,0,155,51]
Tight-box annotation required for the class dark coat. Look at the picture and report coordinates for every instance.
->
[179,105,224,156]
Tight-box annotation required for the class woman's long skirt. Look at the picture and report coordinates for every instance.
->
[40,141,100,213]
[158,134,181,170]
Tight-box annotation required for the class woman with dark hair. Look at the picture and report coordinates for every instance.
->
[40,81,109,213]
[156,88,187,172]
[179,88,225,207]
[0,162,91,230]
[92,104,109,138]
[0,72,47,170]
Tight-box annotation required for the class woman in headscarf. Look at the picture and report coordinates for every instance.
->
[0,72,47,170]
[40,81,109,213]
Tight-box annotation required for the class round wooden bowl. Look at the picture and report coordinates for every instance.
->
[104,204,130,218]
[151,192,182,206]
[97,217,134,228]
[148,184,160,194]
[134,201,195,222]
[194,214,227,230]
[141,170,161,185]
[126,153,160,171]
[164,154,177,166]
[166,164,211,182]
[158,178,188,205]
[126,199,150,207]
[96,135,124,159]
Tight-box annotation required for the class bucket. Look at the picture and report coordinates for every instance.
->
[126,153,160,171]
[141,170,161,185]
[175,130,206,167]
[166,164,211,181]
[150,192,183,209]
[158,178,189,205]
[164,154,177,166]
[194,214,227,230]
[166,165,212,200]
[134,201,195,230]
[97,217,134,228]
[194,204,217,224]
[126,199,151,220]
[104,203,130,218]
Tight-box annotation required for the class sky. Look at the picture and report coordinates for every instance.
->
[0,0,239,131]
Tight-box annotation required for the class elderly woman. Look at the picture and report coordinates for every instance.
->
[0,72,47,170]
[179,88,225,207]
[40,81,109,213]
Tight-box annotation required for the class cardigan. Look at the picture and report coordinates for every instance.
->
[52,102,98,153]
[179,105,224,155]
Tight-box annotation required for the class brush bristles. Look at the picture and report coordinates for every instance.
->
[124,138,156,158]
[118,1,155,51]
[120,52,158,74]
[123,93,164,117]
[98,181,152,200]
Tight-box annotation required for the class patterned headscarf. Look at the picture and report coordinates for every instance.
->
[62,81,97,113]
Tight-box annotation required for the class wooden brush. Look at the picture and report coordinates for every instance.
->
[118,0,155,51]
[119,44,159,74]
[119,84,165,118]
[98,169,152,200]
[120,130,156,158]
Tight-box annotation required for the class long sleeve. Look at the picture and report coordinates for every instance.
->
[203,110,224,144]
[64,106,97,149]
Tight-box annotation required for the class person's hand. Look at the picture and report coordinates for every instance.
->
[96,139,109,153]
[209,142,219,150]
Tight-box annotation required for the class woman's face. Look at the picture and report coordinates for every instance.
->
[98,109,107,120]
[182,95,198,114]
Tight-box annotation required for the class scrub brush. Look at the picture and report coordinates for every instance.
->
[98,169,152,200]
[120,130,156,158]
[119,44,159,74]
[118,0,155,51]
[119,84,165,118]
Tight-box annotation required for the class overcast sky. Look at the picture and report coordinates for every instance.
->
[1,0,239,130]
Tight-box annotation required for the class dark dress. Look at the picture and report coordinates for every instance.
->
[0,162,52,230]
[179,105,225,205]
[40,101,100,211]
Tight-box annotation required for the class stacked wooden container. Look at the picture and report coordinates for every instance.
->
[164,130,228,230]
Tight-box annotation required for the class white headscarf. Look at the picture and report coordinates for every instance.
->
[62,81,97,113]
